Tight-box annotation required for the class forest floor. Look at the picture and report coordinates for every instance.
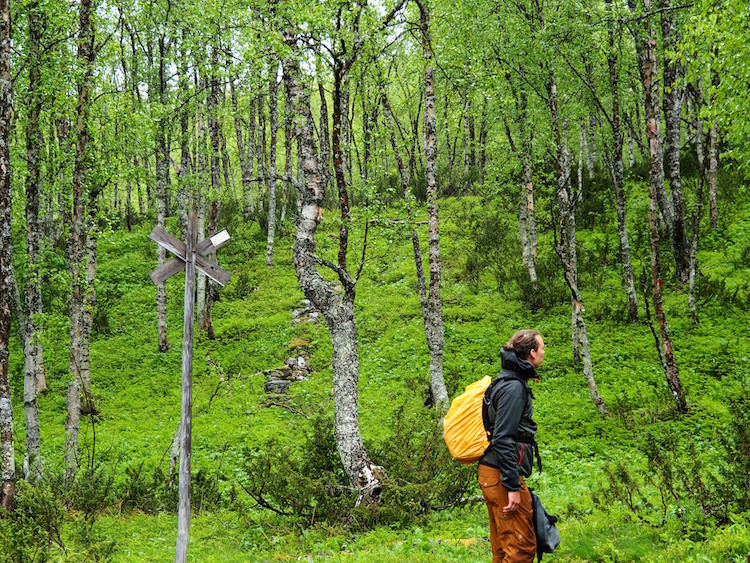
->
[6,185,750,561]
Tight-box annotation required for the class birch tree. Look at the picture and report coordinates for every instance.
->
[265,58,280,266]
[561,0,639,322]
[279,0,406,498]
[282,32,384,501]
[0,0,15,510]
[66,0,96,475]
[414,0,449,412]
[22,0,46,479]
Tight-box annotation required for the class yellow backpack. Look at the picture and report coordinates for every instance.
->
[443,376,492,464]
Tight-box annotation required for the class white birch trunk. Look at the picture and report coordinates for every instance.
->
[418,0,449,411]
[661,4,690,283]
[281,37,384,499]
[266,62,280,266]
[0,0,15,503]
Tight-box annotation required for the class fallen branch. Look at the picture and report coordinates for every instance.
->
[260,401,308,417]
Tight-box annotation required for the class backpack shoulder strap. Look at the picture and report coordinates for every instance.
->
[482,373,529,438]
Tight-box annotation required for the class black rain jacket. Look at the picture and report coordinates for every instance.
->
[478,347,538,491]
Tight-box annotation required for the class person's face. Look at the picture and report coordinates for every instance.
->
[528,335,545,368]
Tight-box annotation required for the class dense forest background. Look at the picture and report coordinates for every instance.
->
[1,0,750,560]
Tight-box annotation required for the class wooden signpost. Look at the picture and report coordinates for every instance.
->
[148,211,230,563]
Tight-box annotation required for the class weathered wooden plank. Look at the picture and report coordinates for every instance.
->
[149,257,185,285]
[149,225,187,260]
[195,254,231,287]
[175,212,196,563]
[195,229,231,256]
[150,224,229,286]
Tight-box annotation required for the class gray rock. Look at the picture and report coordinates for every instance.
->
[264,378,292,394]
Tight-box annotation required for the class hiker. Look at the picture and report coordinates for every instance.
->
[478,329,545,563]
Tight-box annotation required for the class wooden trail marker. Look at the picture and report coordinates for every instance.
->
[148,211,231,563]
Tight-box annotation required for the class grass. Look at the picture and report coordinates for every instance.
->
[5,177,750,561]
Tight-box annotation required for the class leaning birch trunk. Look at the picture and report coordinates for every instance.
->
[417,0,449,412]
[661,4,690,283]
[66,0,95,473]
[606,1,638,321]
[648,166,688,413]
[266,61,279,266]
[0,0,16,505]
[628,0,673,239]
[23,0,45,479]
[548,64,606,415]
[562,123,580,364]
[281,36,384,500]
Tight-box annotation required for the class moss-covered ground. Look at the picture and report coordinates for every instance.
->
[5,179,750,561]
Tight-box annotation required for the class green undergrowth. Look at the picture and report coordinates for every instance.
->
[4,177,750,561]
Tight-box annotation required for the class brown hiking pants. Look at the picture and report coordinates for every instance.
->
[477,464,536,563]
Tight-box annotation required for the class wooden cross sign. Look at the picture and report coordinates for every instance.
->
[148,210,231,563]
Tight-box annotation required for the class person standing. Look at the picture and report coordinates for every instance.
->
[478,329,545,562]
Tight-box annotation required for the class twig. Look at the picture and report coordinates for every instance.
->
[259,401,307,417]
